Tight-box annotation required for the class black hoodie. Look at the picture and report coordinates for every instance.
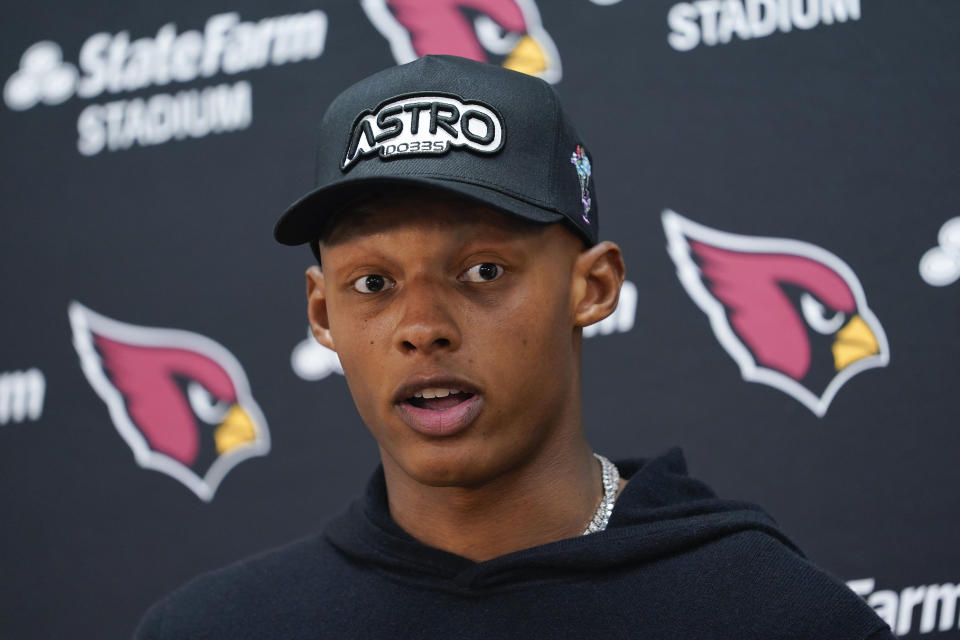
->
[136,449,893,639]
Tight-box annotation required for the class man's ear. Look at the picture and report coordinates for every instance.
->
[306,265,336,351]
[571,241,626,328]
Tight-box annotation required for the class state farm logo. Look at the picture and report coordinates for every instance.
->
[343,94,505,171]
[583,280,637,338]
[362,0,562,83]
[663,211,889,417]
[69,302,270,501]
[291,330,344,382]
[848,577,960,636]
[0,368,46,426]
[667,0,861,52]
[920,216,960,287]
[4,11,327,156]
[4,42,78,110]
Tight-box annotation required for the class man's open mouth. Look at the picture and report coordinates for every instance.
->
[393,376,483,436]
[405,388,475,411]
[394,380,484,437]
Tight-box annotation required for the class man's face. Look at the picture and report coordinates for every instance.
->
[311,191,588,487]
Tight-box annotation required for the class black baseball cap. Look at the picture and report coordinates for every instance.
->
[273,55,598,248]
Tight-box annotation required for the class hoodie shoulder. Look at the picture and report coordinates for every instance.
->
[134,533,345,640]
[684,528,890,638]
[602,450,891,639]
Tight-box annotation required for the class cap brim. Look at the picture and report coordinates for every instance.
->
[273,176,565,246]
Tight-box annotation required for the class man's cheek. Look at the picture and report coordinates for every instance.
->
[329,344,366,395]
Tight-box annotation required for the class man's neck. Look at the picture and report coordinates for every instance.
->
[380,437,604,563]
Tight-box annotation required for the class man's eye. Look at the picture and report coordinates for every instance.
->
[461,263,503,283]
[353,274,395,293]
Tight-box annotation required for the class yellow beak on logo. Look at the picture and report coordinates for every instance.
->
[215,404,257,454]
[504,35,548,76]
[832,314,879,371]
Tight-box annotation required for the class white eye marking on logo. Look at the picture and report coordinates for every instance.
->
[919,216,960,287]
[474,15,522,55]
[187,381,231,424]
[342,94,505,171]
[800,293,846,335]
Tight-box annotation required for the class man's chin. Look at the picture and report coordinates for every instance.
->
[382,440,511,489]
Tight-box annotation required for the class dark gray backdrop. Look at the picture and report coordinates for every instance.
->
[1,0,957,637]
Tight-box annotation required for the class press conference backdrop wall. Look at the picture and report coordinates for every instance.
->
[1,0,957,637]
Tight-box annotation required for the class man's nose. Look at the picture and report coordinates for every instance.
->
[393,281,462,355]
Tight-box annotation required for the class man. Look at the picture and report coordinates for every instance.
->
[137,55,893,639]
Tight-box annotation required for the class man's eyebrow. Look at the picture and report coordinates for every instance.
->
[324,246,401,281]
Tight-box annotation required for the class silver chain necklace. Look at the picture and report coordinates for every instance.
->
[582,453,620,535]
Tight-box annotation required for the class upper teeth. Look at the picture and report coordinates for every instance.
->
[414,387,460,399]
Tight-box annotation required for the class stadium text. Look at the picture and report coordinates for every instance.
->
[77,81,251,155]
[667,0,861,51]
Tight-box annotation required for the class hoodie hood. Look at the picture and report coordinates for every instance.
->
[324,448,800,592]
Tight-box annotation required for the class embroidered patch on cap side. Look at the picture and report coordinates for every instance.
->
[341,92,505,171]
[570,144,592,223]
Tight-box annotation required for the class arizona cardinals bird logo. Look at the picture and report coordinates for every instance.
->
[662,211,890,417]
[362,0,562,83]
[69,302,270,500]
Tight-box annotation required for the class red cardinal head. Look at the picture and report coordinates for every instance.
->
[69,302,270,500]
[362,0,561,83]
[662,211,889,417]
